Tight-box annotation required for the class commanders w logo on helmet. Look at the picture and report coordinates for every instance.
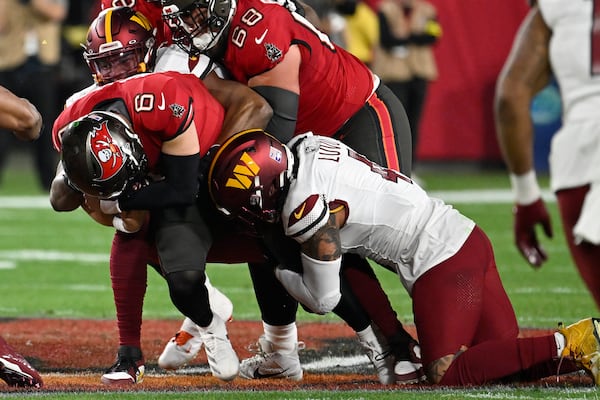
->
[226,152,260,190]
[208,129,292,224]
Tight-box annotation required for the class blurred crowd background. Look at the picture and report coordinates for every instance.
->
[0,0,558,192]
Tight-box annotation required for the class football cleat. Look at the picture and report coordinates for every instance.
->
[239,335,304,381]
[200,314,239,381]
[558,318,600,385]
[394,341,427,384]
[205,279,234,323]
[158,281,233,370]
[358,325,396,385]
[101,345,144,385]
[158,321,203,370]
[0,337,43,388]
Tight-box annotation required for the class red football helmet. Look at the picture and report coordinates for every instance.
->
[208,129,293,224]
[84,7,156,85]
[60,111,148,199]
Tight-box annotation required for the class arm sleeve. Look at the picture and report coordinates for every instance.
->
[118,153,200,210]
[252,85,299,143]
[274,253,342,314]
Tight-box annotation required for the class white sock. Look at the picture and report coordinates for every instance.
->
[263,321,297,353]
[356,325,376,343]
[554,332,566,357]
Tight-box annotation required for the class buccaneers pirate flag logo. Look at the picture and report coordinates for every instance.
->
[89,120,126,182]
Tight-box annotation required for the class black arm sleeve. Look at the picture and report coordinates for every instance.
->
[252,85,299,144]
[118,153,200,211]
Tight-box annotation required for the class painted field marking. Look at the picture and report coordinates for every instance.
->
[0,189,555,209]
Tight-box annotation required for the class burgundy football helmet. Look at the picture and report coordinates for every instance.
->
[83,7,156,85]
[60,111,148,199]
[161,0,236,56]
[208,129,293,224]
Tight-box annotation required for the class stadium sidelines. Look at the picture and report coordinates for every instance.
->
[0,189,556,209]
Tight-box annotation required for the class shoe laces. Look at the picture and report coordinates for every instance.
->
[107,356,141,374]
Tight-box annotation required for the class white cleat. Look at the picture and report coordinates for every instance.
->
[239,335,304,381]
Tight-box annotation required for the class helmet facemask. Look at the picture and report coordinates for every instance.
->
[83,7,156,85]
[162,0,235,56]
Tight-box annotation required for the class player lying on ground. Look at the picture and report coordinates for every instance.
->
[207,128,600,386]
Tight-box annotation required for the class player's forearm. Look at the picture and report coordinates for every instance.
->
[0,89,42,140]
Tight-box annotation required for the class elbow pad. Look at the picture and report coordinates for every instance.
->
[252,85,299,143]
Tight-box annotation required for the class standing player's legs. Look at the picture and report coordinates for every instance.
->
[101,227,151,385]
[556,185,600,310]
[154,204,239,381]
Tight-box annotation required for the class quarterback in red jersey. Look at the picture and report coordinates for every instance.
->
[162,0,420,385]
[52,71,244,383]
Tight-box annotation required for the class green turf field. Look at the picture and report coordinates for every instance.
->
[0,163,597,399]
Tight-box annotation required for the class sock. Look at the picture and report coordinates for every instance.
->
[356,325,376,343]
[554,332,566,357]
[263,321,298,353]
[111,229,150,349]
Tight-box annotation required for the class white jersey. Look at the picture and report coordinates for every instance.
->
[282,133,475,294]
[538,0,600,189]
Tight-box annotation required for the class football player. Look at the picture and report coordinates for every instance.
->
[161,0,422,383]
[208,128,600,386]
[50,5,272,384]
[495,2,600,308]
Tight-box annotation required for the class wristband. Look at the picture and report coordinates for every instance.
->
[100,199,122,214]
[509,170,541,205]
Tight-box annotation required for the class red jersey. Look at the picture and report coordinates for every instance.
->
[222,0,375,136]
[100,0,172,47]
[52,72,224,172]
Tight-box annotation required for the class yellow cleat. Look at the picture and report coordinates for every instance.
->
[558,318,600,384]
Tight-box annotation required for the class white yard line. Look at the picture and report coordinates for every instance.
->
[0,189,555,209]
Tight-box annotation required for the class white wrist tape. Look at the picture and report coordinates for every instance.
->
[112,216,139,234]
[101,199,122,214]
[509,170,541,205]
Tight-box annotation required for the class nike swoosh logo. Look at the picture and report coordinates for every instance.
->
[253,368,288,379]
[255,29,268,45]
[157,93,166,111]
[293,202,306,220]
